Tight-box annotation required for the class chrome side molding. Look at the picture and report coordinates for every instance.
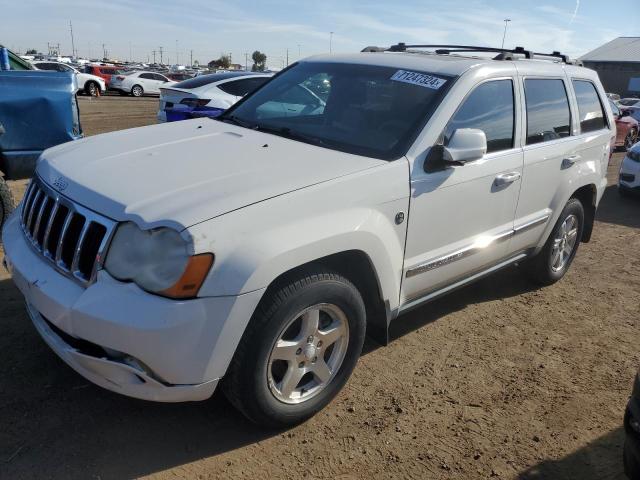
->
[405,214,550,278]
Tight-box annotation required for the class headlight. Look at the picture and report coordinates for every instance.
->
[104,222,213,299]
[628,149,640,162]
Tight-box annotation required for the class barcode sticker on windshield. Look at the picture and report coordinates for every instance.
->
[390,70,446,89]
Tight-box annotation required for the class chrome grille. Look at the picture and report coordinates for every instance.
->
[20,177,116,286]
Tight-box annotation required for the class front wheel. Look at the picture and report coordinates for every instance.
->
[223,268,366,428]
[522,198,584,286]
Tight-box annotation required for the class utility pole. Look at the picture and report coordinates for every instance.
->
[286,48,289,67]
[102,43,106,60]
[159,46,163,65]
[245,52,249,71]
[69,20,76,58]
[501,19,511,49]
[190,49,193,67]
[152,50,156,64]
[329,32,334,53]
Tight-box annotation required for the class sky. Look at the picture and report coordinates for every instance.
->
[2,0,639,68]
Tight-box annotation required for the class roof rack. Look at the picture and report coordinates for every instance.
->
[361,43,583,65]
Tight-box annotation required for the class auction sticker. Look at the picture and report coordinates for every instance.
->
[390,70,446,90]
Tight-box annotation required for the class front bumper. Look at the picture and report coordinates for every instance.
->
[2,211,265,402]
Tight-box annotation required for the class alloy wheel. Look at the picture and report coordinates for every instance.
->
[267,303,349,404]
[550,214,579,272]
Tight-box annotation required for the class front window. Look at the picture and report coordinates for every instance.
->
[221,62,454,160]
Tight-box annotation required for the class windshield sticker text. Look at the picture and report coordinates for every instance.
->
[390,70,446,90]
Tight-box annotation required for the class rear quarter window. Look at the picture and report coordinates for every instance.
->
[572,80,607,133]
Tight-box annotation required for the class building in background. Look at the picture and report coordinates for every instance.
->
[581,37,640,96]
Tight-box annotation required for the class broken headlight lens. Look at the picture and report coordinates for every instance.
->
[104,222,191,294]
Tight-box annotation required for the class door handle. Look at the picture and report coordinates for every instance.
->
[494,171,521,186]
[562,155,580,169]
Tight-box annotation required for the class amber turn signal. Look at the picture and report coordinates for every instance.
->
[160,253,214,299]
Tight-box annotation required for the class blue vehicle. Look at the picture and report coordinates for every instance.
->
[0,46,82,228]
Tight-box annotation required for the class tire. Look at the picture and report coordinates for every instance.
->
[624,438,640,480]
[223,267,366,428]
[0,176,16,233]
[131,85,143,97]
[625,129,637,151]
[523,198,584,286]
[85,81,99,97]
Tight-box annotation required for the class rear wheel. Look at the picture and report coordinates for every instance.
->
[223,268,366,428]
[625,129,637,151]
[131,85,143,97]
[85,81,99,97]
[0,176,15,233]
[522,198,584,286]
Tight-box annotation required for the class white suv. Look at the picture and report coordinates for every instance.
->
[2,44,613,426]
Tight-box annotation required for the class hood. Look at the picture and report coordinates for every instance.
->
[37,119,385,230]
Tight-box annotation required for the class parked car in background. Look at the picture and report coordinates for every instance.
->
[619,142,640,197]
[157,72,272,122]
[610,100,639,150]
[0,50,82,229]
[83,65,126,88]
[619,98,640,107]
[2,45,613,427]
[166,72,194,82]
[607,92,621,102]
[32,61,106,96]
[110,71,175,97]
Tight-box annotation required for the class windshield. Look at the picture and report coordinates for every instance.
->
[221,62,453,160]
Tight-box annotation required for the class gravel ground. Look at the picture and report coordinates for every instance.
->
[0,96,638,480]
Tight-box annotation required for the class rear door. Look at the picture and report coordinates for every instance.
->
[509,74,581,253]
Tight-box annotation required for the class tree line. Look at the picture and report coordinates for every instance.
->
[208,51,267,71]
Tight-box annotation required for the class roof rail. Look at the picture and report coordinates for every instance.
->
[363,43,582,65]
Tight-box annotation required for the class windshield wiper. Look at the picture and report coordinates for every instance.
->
[253,124,326,147]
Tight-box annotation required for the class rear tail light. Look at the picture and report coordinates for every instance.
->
[180,98,211,108]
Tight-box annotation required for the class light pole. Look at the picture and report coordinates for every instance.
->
[501,19,511,49]
[329,32,334,53]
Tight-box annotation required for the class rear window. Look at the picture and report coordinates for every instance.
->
[175,73,258,89]
[524,79,571,145]
[572,80,607,133]
[218,77,269,96]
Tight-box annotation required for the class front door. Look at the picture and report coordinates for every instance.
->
[401,78,523,305]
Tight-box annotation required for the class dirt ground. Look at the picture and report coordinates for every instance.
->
[1,96,639,480]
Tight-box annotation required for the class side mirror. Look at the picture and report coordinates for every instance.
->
[444,128,487,163]
[424,128,487,173]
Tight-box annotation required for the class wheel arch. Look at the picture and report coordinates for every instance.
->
[255,250,391,346]
[570,183,597,242]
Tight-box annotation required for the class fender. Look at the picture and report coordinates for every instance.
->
[188,160,411,314]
